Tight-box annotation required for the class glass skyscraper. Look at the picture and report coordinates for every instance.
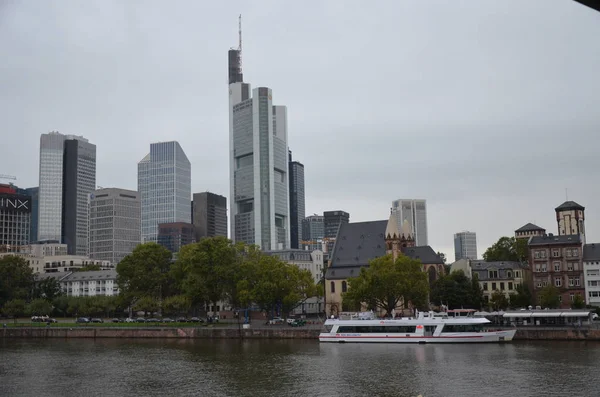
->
[454,231,478,261]
[138,141,191,243]
[288,150,305,249]
[391,199,428,246]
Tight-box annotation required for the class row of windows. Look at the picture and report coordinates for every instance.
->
[534,262,579,272]
[534,248,579,259]
[483,282,514,291]
[535,277,580,288]
[486,270,521,279]
[330,281,347,293]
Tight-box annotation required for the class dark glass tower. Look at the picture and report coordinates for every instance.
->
[289,151,305,249]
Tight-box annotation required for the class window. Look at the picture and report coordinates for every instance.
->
[570,293,575,302]
[566,250,572,258]
[552,250,560,257]
[558,295,562,302]
[568,277,574,287]
[515,271,520,278]
[555,278,562,287]
[568,263,573,271]
[492,283,497,291]
[535,264,541,272]
[572,248,579,257]
[575,278,580,287]
[536,281,542,288]
[554,262,561,272]
[543,281,549,287]
[507,271,513,278]
[330,281,335,293]
[508,282,513,290]
[500,282,505,291]
[341,281,347,293]
[541,264,547,272]
[483,283,488,291]
[535,251,540,259]
[489,270,498,279]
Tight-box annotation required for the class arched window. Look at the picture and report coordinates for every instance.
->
[330,281,335,293]
[342,281,347,293]
[428,266,437,286]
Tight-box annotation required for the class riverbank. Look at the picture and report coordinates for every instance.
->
[3,326,600,340]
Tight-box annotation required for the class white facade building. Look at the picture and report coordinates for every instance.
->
[583,243,600,306]
[391,199,428,246]
[37,270,119,297]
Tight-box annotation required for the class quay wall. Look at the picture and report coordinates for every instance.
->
[3,327,600,340]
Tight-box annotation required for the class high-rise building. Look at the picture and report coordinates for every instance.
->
[62,139,96,256]
[157,222,195,254]
[391,199,428,246]
[25,187,39,243]
[454,231,478,261]
[289,150,305,249]
[89,188,141,265]
[192,192,227,240]
[228,24,290,250]
[323,210,350,253]
[301,214,324,251]
[0,184,31,251]
[38,132,91,242]
[138,141,191,243]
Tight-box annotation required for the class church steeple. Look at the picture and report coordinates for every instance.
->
[385,209,401,261]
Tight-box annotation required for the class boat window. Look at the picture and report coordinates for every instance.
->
[424,326,436,334]
[442,324,483,333]
[337,326,417,333]
[325,325,333,332]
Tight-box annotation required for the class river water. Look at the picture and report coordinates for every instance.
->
[0,339,597,397]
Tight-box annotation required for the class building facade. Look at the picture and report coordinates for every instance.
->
[37,270,119,297]
[528,234,584,308]
[391,199,428,246]
[323,210,349,253]
[583,243,600,306]
[138,141,191,243]
[0,185,31,251]
[157,222,195,253]
[470,260,529,305]
[556,201,586,244]
[192,192,227,241]
[62,138,96,256]
[454,231,477,260]
[229,40,290,251]
[288,151,305,249]
[89,188,141,265]
[25,187,39,243]
[301,214,324,251]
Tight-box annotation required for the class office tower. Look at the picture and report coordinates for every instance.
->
[192,192,227,241]
[288,150,305,249]
[323,211,350,253]
[454,231,478,261]
[0,184,31,251]
[391,199,428,246]
[228,22,290,250]
[25,187,39,243]
[138,141,191,243]
[302,214,324,241]
[89,188,141,265]
[38,132,91,242]
[157,222,195,253]
[62,139,96,256]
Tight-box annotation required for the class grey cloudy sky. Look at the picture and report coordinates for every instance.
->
[1,0,599,260]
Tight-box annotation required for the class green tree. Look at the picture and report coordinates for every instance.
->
[133,296,160,317]
[489,290,509,310]
[343,254,429,316]
[32,277,63,301]
[27,298,53,316]
[430,270,482,309]
[538,285,561,309]
[163,295,192,317]
[510,283,532,308]
[571,294,585,309]
[117,243,174,304]
[0,255,34,306]
[52,295,71,317]
[1,299,26,323]
[483,236,528,263]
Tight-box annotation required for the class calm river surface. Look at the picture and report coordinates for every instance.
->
[1,339,598,397]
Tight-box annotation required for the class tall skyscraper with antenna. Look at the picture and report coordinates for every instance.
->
[228,17,290,250]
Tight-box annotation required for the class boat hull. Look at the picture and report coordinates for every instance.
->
[319,329,516,343]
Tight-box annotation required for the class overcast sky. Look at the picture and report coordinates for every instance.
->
[1,0,599,260]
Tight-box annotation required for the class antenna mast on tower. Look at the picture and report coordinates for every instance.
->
[238,14,242,70]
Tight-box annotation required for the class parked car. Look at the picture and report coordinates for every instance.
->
[111,318,120,323]
[124,318,135,323]
[135,317,146,323]
[45,318,58,324]
[90,318,104,323]
[176,317,187,323]
[76,317,90,324]
[161,318,175,323]
[268,317,284,325]
[189,317,202,323]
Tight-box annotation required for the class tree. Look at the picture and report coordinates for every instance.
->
[343,254,429,317]
[116,243,174,304]
[2,299,26,323]
[483,236,528,263]
[489,290,509,311]
[32,277,62,301]
[538,285,560,309]
[0,255,34,306]
[430,270,482,310]
[27,298,53,316]
[133,296,160,317]
[163,295,191,317]
[571,294,585,309]
[510,283,532,308]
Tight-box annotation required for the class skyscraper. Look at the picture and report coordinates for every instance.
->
[0,184,31,250]
[138,141,191,243]
[192,192,227,240]
[391,199,428,246]
[454,231,478,261]
[62,139,96,255]
[288,150,305,249]
[37,132,96,253]
[228,22,290,250]
[89,188,141,265]
[323,210,350,253]
[25,187,39,243]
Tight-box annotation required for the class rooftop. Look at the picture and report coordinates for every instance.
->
[528,234,582,246]
[515,223,546,233]
[555,201,585,212]
[583,243,600,261]
[470,260,527,270]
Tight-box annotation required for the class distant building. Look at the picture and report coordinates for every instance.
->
[0,184,32,252]
[138,141,191,243]
[288,151,305,249]
[25,187,39,243]
[302,214,324,251]
[37,270,119,297]
[391,199,428,246]
[157,222,195,253]
[514,223,546,239]
[470,260,529,306]
[323,210,349,253]
[89,188,141,266]
[556,201,586,244]
[192,192,227,241]
[23,241,67,257]
[583,243,600,306]
[454,231,477,260]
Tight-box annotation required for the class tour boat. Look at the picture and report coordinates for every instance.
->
[319,310,516,343]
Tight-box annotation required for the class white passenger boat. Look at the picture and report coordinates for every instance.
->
[319,310,516,343]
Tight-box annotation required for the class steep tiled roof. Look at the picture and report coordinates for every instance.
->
[515,223,546,233]
[402,246,444,265]
[555,201,585,211]
[470,260,527,270]
[528,234,581,246]
[583,244,600,261]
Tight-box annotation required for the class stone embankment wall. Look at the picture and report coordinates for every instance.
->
[514,327,600,341]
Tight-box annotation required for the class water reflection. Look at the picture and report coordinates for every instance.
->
[1,339,599,397]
